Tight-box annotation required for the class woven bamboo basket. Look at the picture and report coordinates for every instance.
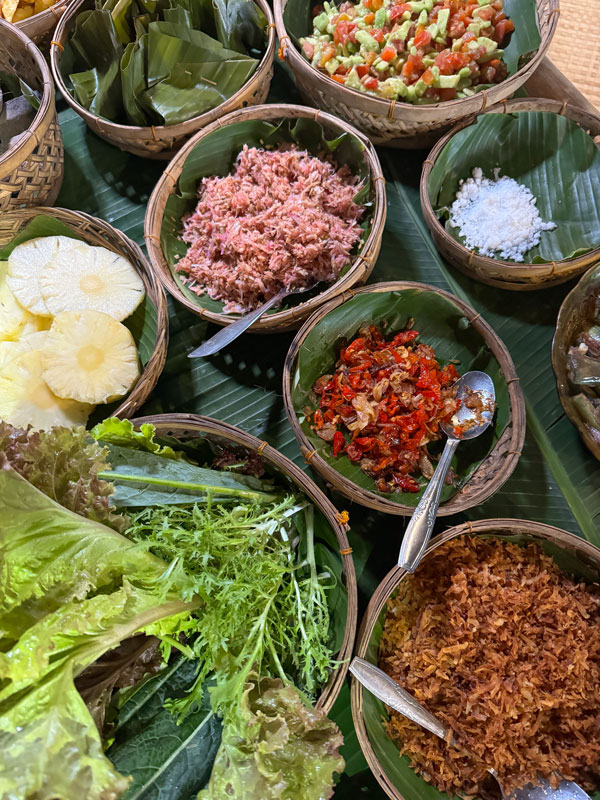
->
[283,281,526,516]
[0,20,63,211]
[0,207,169,420]
[130,412,358,713]
[145,103,386,334]
[273,0,559,148]
[351,518,600,800]
[421,98,600,291]
[552,263,600,460]
[16,1,68,48]
[50,0,276,159]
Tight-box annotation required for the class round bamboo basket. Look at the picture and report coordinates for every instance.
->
[130,412,358,713]
[421,98,600,291]
[273,0,559,149]
[552,262,600,460]
[0,207,169,419]
[0,20,63,211]
[351,518,600,800]
[145,103,386,334]
[16,1,68,48]
[283,281,526,516]
[50,0,276,159]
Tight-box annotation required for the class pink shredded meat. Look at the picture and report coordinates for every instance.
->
[176,145,365,313]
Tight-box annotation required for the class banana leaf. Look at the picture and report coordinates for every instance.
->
[160,116,375,316]
[283,0,540,77]
[428,111,600,264]
[62,0,265,127]
[360,531,600,800]
[290,288,510,508]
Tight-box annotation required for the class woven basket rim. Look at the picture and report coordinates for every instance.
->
[0,207,169,421]
[551,262,600,461]
[350,517,600,800]
[420,97,600,287]
[129,411,358,715]
[282,280,526,516]
[144,102,387,332]
[273,0,559,122]
[50,0,276,139]
[15,0,68,37]
[0,19,56,172]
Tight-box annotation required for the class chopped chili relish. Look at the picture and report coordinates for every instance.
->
[300,0,513,104]
[310,324,460,492]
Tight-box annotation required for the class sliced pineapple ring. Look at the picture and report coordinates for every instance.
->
[0,349,92,430]
[41,310,140,405]
[0,340,24,370]
[40,245,145,322]
[7,236,86,317]
[0,261,48,342]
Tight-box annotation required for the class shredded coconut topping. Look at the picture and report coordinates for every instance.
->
[176,145,364,314]
[448,167,556,262]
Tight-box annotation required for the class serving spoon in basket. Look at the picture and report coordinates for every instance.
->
[398,370,495,573]
[188,282,319,358]
[350,658,591,800]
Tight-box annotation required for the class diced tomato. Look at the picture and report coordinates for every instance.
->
[389,2,411,20]
[493,17,514,43]
[332,431,345,457]
[460,30,477,46]
[364,11,375,23]
[381,45,396,62]
[421,67,436,85]
[480,64,496,82]
[372,28,384,43]
[438,86,457,100]
[364,50,377,66]
[334,19,358,45]
[362,0,373,7]
[476,4,494,21]
[302,40,315,60]
[401,53,423,80]
[320,45,336,66]
[363,76,380,90]
[356,64,370,77]
[371,0,384,9]
[413,27,432,48]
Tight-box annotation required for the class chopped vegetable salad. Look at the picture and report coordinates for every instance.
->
[300,0,514,104]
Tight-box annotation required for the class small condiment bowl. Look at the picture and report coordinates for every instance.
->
[144,103,386,335]
[351,518,600,800]
[282,281,525,517]
[420,98,600,291]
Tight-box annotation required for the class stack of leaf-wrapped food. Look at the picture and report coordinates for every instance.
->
[61,0,267,126]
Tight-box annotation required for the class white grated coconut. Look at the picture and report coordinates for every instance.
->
[448,167,556,262]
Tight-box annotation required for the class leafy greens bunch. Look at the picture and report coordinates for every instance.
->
[0,418,346,800]
[61,0,266,126]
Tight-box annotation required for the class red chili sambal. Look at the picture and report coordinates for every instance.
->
[310,324,460,493]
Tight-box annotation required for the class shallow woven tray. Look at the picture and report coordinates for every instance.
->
[130,412,358,713]
[351,517,600,800]
[420,97,600,291]
[16,2,68,48]
[50,0,276,159]
[145,103,386,334]
[283,281,526,516]
[0,20,63,211]
[0,207,169,420]
[274,0,559,148]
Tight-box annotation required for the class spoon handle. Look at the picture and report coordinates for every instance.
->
[398,437,460,573]
[350,658,451,742]
[188,290,287,358]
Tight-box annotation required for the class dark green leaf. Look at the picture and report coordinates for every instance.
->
[428,112,600,263]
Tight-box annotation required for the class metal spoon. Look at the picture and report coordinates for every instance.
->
[397,370,495,573]
[188,283,318,358]
[350,658,591,800]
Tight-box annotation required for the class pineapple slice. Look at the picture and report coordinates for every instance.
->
[39,245,145,322]
[19,329,49,351]
[0,261,47,342]
[41,310,140,405]
[7,236,86,317]
[0,340,24,369]
[0,349,92,430]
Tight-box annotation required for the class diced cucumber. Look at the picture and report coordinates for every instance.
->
[414,77,427,96]
[417,8,427,25]
[345,67,363,89]
[374,7,387,27]
[458,65,471,78]
[356,29,380,50]
[437,7,449,36]
[375,58,390,71]
[410,44,418,56]
[476,35,499,54]
[313,11,328,32]
[437,72,460,88]
[381,77,408,97]
[427,22,438,39]
[408,0,425,12]
[397,19,412,40]
[324,57,339,74]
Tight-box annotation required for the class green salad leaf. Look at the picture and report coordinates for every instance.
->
[160,116,374,317]
[200,676,344,800]
[428,111,600,264]
[91,417,182,459]
[291,288,510,507]
[61,0,266,127]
